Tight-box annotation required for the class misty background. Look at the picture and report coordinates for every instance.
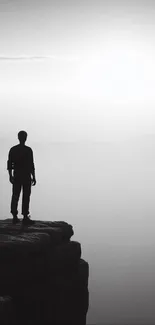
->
[1,0,155,324]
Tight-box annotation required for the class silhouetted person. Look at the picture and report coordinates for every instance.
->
[7,131,36,225]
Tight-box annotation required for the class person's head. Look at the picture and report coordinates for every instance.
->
[18,130,27,144]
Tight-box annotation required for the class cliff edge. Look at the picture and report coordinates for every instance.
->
[0,219,89,325]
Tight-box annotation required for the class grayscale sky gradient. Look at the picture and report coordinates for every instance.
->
[1,2,155,324]
[1,0,155,142]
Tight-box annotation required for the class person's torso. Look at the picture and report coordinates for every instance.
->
[11,144,32,176]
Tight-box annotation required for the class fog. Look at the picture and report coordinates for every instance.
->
[1,0,155,323]
[1,136,155,324]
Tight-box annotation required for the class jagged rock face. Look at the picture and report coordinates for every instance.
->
[0,296,16,325]
[0,219,89,325]
[0,232,51,258]
[0,219,74,242]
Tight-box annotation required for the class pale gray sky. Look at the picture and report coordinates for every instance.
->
[1,3,155,323]
[1,0,155,142]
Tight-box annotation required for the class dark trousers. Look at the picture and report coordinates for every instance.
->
[11,179,31,216]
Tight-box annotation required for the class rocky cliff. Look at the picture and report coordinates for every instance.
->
[0,219,89,325]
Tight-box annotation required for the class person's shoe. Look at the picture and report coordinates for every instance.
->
[12,216,20,224]
[22,215,35,226]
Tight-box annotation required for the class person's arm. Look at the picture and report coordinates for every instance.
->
[31,169,35,179]
[7,149,14,183]
[30,149,36,185]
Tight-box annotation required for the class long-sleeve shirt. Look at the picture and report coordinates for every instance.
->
[7,144,35,178]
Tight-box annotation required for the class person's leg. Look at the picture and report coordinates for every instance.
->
[22,181,31,217]
[22,180,35,225]
[11,182,21,222]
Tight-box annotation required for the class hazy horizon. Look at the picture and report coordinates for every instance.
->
[1,0,155,143]
[1,0,155,324]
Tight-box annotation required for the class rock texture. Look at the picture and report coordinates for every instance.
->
[0,219,89,325]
